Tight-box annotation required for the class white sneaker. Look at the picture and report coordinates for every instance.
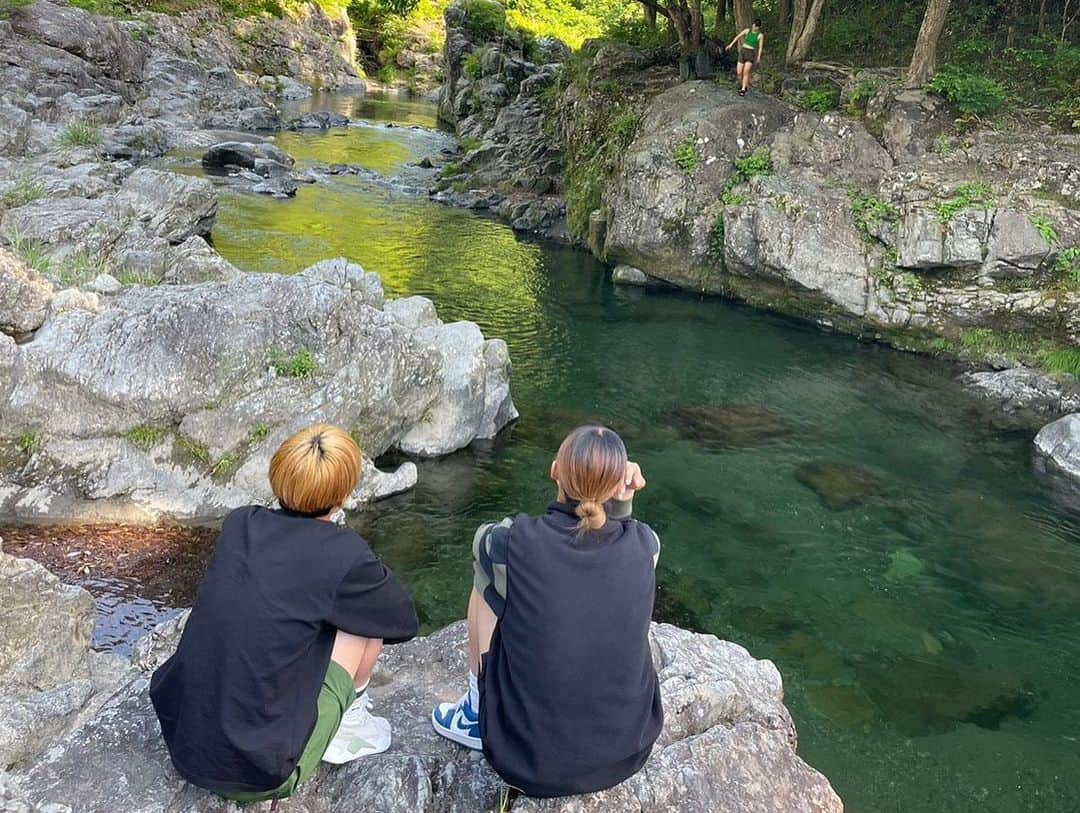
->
[322,691,392,764]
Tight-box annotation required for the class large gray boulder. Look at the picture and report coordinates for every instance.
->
[11,614,841,812]
[0,247,53,336]
[603,81,793,282]
[115,168,217,243]
[963,368,1080,420]
[0,259,516,521]
[1034,413,1080,482]
[0,103,31,157]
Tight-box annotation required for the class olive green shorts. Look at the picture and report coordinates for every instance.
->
[738,48,757,63]
[222,661,355,804]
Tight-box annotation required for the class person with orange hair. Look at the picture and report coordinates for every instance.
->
[431,425,663,797]
[150,424,417,803]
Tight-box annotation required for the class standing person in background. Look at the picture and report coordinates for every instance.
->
[727,19,765,96]
[150,424,418,805]
[432,424,663,798]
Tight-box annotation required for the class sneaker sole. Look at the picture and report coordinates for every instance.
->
[430,708,483,751]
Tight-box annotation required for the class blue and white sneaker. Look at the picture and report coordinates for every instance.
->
[431,693,482,750]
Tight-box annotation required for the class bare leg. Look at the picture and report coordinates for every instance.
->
[742,62,753,92]
[736,61,744,86]
[331,631,384,689]
[466,587,498,677]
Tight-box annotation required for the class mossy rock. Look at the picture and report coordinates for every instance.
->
[795,460,881,510]
[667,405,788,447]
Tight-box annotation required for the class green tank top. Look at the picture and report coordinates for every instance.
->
[743,30,760,49]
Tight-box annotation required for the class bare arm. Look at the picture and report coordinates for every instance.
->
[727,29,747,50]
[757,33,764,62]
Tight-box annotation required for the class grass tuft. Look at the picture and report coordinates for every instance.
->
[128,425,168,450]
[269,348,317,379]
[58,120,103,148]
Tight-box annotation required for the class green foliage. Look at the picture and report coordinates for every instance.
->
[269,348,317,378]
[1051,97,1080,132]
[600,14,664,51]
[128,425,167,450]
[249,423,270,443]
[1056,247,1080,283]
[4,227,51,275]
[462,50,483,79]
[935,182,993,222]
[801,86,839,113]
[376,64,398,84]
[672,136,698,174]
[721,148,773,206]
[115,267,159,286]
[850,190,897,241]
[707,217,725,264]
[176,436,210,465]
[459,136,483,152]
[460,0,505,39]
[1028,215,1059,246]
[959,327,1030,357]
[57,250,108,288]
[58,120,103,148]
[1,175,46,209]
[927,66,1008,116]
[211,452,238,479]
[1040,347,1080,379]
[609,112,639,140]
[16,432,39,458]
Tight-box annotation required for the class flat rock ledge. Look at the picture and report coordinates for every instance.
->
[0,545,842,813]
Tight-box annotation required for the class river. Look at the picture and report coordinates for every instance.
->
[67,92,1080,811]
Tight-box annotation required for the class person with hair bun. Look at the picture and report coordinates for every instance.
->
[150,424,418,804]
[432,425,663,797]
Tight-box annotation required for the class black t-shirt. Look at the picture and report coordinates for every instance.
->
[149,506,418,794]
[477,501,664,797]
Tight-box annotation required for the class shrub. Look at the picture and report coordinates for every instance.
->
[460,0,505,39]
[610,112,639,141]
[17,432,39,457]
[672,136,698,174]
[1028,215,1059,246]
[850,190,897,240]
[722,147,772,205]
[462,50,483,79]
[1057,246,1080,284]
[1,174,46,209]
[58,120,103,148]
[376,64,397,84]
[459,136,483,152]
[935,182,993,222]
[1050,97,1080,132]
[601,15,665,51]
[269,348,317,378]
[927,66,1007,116]
[800,86,839,113]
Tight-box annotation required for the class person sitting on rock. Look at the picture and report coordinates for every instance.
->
[431,424,663,797]
[726,18,765,97]
[149,424,418,804]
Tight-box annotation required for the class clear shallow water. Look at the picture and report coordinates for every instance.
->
[166,94,1080,810]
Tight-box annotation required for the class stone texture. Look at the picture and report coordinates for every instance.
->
[114,168,217,243]
[0,248,53,336]
[0,259,516,521]
[11,614,841,813]
[1034,413,1080,481]
[963,368,1080,420]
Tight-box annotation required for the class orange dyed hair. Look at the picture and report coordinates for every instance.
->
[555,425,628,533]
[268,424,361,515]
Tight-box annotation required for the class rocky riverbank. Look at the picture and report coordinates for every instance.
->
[0,0,517,522]
[0,541,843,811]
[430,0,1080,487]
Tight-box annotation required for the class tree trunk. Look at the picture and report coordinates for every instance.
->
[734,0,753,30]
[785,0,826,65]
[644,4,657,31]
[907,0,950,87]
[1038,0,1047,34]
[778,0,792,26]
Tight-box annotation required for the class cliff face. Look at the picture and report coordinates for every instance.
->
[433,4,1080,360]
[0,543,844,812]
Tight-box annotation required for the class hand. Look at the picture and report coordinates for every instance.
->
[613,461,646,502]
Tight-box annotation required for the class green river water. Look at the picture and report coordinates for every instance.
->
[153,93,1080,811]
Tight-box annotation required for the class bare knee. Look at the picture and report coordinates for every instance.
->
[331,630,377,678]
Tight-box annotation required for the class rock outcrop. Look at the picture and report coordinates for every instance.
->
[0,544,842,812]
[0,258,517,522]
[1034,413,1080,482]
[0,248,53,336]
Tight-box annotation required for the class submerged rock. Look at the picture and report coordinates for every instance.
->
[668,405,788,447]
[0,258,516,521]
[963,368,1080,422]
[289,111,351,130]
[795,461,881,510]
[3,584,841,812]
[202,141,295,171]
